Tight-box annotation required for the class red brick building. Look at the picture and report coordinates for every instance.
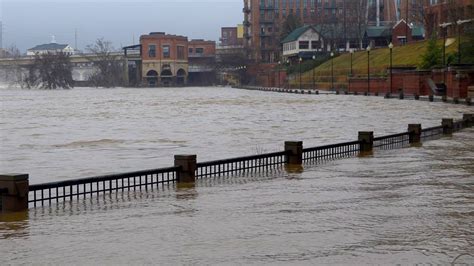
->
[424,0,474,37]
[188,39,217,85]
[220,27,243,46]
[140,32,189,87]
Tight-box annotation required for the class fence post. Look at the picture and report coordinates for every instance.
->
[0,174,29,213]
[408,124,422,144]
[284,141,303,165]
[358,131,374,152]
[463,114,473,127]
[174,155,197,183]
[442,118,454,135]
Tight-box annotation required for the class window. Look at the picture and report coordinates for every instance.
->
[311,41,320,49]
[189,48,193,54]
[299,41,309,49]
[148,44,156,58]
[177,46,185,59]
[163,45,170,58]
[196,48,204,54]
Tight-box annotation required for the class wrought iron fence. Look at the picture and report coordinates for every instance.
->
[28,167,180,207]
[453,121,465,132]
[374,132,410,150]
[0,188,5,212]
[421,126,444,141]
[303,141,361,162]
[196,151,289,178]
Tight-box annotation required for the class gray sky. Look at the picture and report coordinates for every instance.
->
[1,0,243,53]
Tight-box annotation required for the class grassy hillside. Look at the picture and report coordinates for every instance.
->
[291,38,460,89]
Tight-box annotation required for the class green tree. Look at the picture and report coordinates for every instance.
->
[418,36,442,70]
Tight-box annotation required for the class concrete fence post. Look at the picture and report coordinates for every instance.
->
[284,141,303,165]
[442,118,454,135]
[408,124,422,144]
[174,155,197,183]
[358,131,374,152]
[463,114,474,127]
[466,98,472,106]
[0,174,29,213]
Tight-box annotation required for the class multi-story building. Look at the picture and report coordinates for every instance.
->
[424,0,474,37]
[188,39,217,85]
[243,0,399,63]
[220,26,244,46]
[140,32,189,86]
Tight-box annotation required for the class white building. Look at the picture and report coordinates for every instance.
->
[27,37,75,56]
[282,25,325,59]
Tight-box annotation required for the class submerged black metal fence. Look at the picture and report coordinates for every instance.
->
[374,132,410,150]
[1,114,471,212]
[303,141,361,162]
[196,151,289,178]
[421,126,444,141]
[28,167,179,207]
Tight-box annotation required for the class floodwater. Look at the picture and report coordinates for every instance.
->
[0,86,473,264]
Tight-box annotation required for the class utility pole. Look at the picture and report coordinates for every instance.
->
[405,0,409,45]
[376,0,380,27]
[0,21,3,49]
[75,28,78,52]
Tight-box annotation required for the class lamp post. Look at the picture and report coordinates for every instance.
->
[330,52,335,90]
[299,57,302,90]
[349,49,354,76]
[312,55,316,90]
[277,61,281,88]
[439,22,452,84]
[389,42,393,95]
[286,59,290,89]
[366,45,371,94]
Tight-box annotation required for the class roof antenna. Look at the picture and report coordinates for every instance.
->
[51,35,57,43]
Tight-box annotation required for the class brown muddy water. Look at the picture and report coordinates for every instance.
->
[0,86,473,264]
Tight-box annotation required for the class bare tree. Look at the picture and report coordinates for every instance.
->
[22,52,74,89]
[86,38,125,88]
[2,45,24,85]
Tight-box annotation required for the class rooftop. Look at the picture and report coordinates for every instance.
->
[282,25,316,44]
[28,43,70,51]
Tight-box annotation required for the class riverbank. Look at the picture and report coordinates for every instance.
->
[234,85,472,106]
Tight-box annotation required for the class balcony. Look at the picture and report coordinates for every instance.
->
[243,7,250,13]
[243,20,251,27]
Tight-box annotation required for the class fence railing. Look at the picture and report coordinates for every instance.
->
[421,125,444,141]
[196,151,289,178]
[1,114,472,212]
[28,167,180,207]
[303,141,361,162]
[374,132,410,150]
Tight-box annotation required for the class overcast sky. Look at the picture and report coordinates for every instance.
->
[1,0,243,53]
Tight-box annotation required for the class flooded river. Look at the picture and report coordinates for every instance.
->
[1,86,473,264]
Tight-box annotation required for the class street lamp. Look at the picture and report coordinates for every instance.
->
[312,55,316,90]
[388,42,393,95]
[366,45,371,94]
[439,22,454,85]
[286,59,290,89]
[349,49,354,76]
[277,61,281,88]
[330,52,335,90]
[299,57,303,90]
